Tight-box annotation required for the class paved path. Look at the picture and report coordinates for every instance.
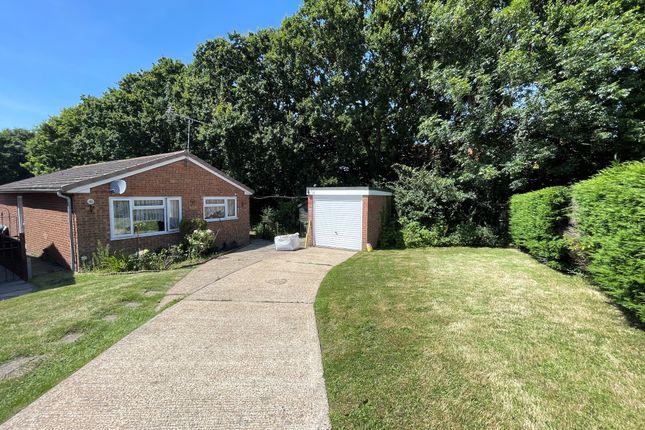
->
[1,242,354,430]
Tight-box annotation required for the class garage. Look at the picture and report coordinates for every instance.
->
[306,187,392,251]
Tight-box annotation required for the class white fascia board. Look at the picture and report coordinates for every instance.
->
[66,155,253,195]
[307,188,392,196]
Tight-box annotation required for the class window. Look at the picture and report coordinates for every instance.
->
[110,197,182,239]
[204,197,237,221]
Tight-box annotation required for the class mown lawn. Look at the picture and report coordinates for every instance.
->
[0,269,188,424]
[315,248,645,430]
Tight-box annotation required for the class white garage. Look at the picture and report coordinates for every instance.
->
[306,187,392,251]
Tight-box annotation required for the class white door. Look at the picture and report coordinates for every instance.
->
[313,195,363,250]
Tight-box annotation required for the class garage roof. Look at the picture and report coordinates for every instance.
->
[306,187,392,196]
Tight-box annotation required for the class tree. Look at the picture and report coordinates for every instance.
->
[24,58,186,175]
[21,0,644,240]
[0,128,33,184]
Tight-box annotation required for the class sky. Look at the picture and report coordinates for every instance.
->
[0,0,302,130]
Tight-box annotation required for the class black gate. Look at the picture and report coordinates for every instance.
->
[0,207,28,281]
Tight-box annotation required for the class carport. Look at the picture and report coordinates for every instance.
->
[306,187,392,251]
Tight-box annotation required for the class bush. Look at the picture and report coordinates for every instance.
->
[509,186,570,269]
[401,221,442,248]
[254,200,301,240]
[387,164,505,246]
[378,218,404,248]
[398,220,500,248]
[88,242,190,273]
[126,246,187,271]
[89,242,129,272]
[443,223,500,247]
[186,228,218,258]
[180,218,207,238]
[571,161,645,322]
[390,164,473,227]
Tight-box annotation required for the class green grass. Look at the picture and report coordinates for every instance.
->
[0,269,188,424]
[315,248,645,430]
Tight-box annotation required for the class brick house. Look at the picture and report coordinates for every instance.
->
[0,150,253,271]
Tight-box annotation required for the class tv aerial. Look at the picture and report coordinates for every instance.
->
[165,106,207,152]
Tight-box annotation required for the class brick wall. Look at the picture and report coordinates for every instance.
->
[73,159,250,265]
[306,195,314,247]
[0,193,72,268]
[362,195,390,250]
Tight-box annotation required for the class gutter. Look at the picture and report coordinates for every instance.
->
[56,191,77,272]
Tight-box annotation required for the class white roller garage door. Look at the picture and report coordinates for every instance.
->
[313,195,363,250]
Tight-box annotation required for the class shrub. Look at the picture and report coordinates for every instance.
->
[254,200,301,240]
[89,242,129,272]
[186,228,218,258]
[378,218,404,248]
[125,246,187,271]
[88,242,189,273]
[401,221,441,248]
[571,161,645,322]
[509,186,570,269]
[388,164,505,246]
[180,218,207,238]
[390,164,473,227]
[396,220,500,248]
[443,223,500,247]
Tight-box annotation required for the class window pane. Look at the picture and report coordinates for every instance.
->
[168,199,180,230]
[227,199,236,217]
[205,198,225,205]
[113,200,131,236]
[134,199,163,207]
[133,208,165,233]
[205,206,225,219]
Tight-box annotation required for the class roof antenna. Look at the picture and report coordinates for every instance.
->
[166,106,206,153]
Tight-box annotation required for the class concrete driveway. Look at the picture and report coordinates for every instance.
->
[1,242,354,430]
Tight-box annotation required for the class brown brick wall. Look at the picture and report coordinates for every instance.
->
[73,159,250,265]
[362,195,390,250]
[0,193,72,268]
[306,195,314,247]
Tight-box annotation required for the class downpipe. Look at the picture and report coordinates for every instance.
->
[56,191,77,272]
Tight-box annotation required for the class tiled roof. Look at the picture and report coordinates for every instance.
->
[0,150,254,194]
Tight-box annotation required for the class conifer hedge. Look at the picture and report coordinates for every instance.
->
[510,161,644,322]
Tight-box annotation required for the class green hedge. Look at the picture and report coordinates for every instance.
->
[509,186,570,269]
[571,161,645,322]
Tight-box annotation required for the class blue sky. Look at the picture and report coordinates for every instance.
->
[0,0,302,130]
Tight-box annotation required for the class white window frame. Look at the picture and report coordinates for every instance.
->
[109,196,182,240]
[203,196,237,222]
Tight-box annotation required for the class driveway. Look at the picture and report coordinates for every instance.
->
[1,242,355,430]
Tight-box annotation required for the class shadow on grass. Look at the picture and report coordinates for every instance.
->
[513,245,644,330]
[31,271,76,291]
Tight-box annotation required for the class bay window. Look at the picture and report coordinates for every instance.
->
[110,197,182,239]
[204,197,237,221]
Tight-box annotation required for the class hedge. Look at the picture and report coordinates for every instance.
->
[509,186,570,269]
[571,161,645,322]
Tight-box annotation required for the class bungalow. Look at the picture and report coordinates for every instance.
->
[0,150,253,271]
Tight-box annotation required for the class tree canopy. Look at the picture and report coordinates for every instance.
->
[0,128,33,185]
[21,0,644,230]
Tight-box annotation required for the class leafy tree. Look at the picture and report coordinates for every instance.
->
[0,128,33,184]
[24,58,186,175]
[20,0,644,239]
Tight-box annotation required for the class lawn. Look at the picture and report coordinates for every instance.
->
[0,269,188,424]
[315,248,645,430]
